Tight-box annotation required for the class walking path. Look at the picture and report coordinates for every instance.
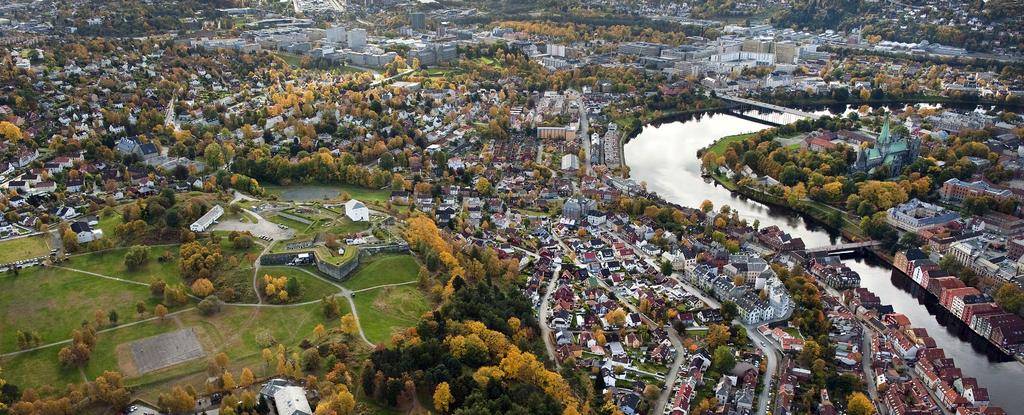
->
[0,307,197,358]
[5,258,423,356]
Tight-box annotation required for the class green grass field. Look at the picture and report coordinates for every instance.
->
[476,57,501,67]
[95,212,124,238]
[325,216,370,235]
[342,254,419,291]
[1,301,344,393]
[0,235,50,264]
[314,245,357,266]
[352,285,430,344]
[782,327,803,339]
[0,266,191,354]
[273,51,304,67]
[260,266,341,302]
[706,132,755,156]
[0,346,83,389]
[66,245,183,285]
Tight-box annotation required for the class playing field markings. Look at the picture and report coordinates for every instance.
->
[128,328,205,374]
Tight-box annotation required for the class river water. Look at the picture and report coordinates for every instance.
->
[623,110,1024,409]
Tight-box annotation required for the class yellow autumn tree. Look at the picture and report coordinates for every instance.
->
[222,371,236,390]
[433,382,453,413]
[339,313,359,338]
[240,367,255,387]
[0,121,22,141]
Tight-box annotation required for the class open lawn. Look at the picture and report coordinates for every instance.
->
[352,285,430,344]
[342,254,419,291]
[706,132,755,156]
[65,245,183,285]
[476,57,501,67]
[0,266,192,354]
[1,301,346,394]
[267,214,317,234]
[130,303,341,397]
[325,216,370,235]
[0,235,50,264]
[273,51,304,67]
[420,68,464,78]
[782,327,803,339]
[95,212,123,238]
[263,184,390,204]
[314,244,357,266]
[0,347,82,389]
[218,235,266,259]
[260,266,341,302]
[514,208,550,217]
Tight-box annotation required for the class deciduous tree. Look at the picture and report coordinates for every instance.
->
[340,313,359,338]
[240,367,255,387]
[433,382,453,413]
[191,278,215,297]
[847,392,875,415]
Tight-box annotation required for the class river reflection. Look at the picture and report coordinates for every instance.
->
[624,112,1024,409]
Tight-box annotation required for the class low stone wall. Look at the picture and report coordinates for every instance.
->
[278,211,313,225]
[358,242,410,257]
[316,257,360,280]
[259,253,302,266]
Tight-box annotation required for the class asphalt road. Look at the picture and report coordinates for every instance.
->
[538,262,562,370]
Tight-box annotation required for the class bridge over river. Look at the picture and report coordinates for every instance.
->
[720,94,825,125]
[803,240,883,255]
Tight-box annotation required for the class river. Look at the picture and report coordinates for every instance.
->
[623,110,1024,409]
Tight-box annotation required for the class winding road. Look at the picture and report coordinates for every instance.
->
[538,262,562,370]
[548,229,685,414]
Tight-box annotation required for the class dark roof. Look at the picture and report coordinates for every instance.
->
[70,222,91,233]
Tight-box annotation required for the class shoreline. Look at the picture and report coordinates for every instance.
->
[615,105,733,176]
[766,96,1024,111]
[619,113,1024,366]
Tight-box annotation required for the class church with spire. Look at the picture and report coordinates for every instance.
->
[853,116,919,176]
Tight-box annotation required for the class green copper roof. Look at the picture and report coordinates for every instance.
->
[877,115,891,145]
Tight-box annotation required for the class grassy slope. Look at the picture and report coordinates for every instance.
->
[0,235,50,263]
[706,132,755,156]
[341,254,419,291]
[2,302,345,393]
[260,266,341,302]
[0,266,192,354]
[352,285,430,344]
[65,245,182,285]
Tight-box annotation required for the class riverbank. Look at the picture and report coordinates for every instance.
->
[760,95,1024,111]
[622,112,1024,408]
[615,105,733,176]
[700,134,1024,361]
[707,171,867,241]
